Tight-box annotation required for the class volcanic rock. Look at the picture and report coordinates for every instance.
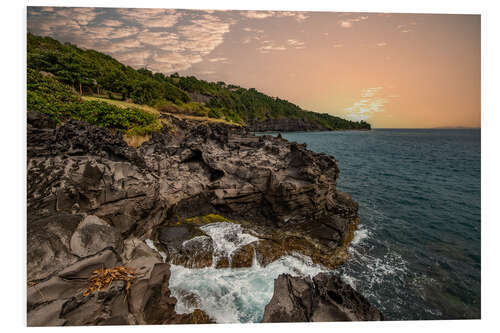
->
[27,111,367,325]
[261,273,384,322]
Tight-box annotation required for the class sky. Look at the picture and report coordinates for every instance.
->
[27,7,481,128]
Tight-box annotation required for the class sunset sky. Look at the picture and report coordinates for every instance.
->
[27,7,481,128]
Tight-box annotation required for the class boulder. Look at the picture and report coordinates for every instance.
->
[262,273,383,322]
[70,215,122,257]
[27,213,83,282]
[231,243,255,268]
[171,236,214,268]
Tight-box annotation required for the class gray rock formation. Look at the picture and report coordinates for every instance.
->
[26,111,375,325]
[247,118,330,132]
[262,273,384,322]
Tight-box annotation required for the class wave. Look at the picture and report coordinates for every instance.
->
[146,222,328,323]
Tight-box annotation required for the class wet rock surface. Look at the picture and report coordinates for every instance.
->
[262,273,384,322]
[27,111,374,325]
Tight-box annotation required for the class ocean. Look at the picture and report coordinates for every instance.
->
[163,129,481,322]
[274,129,481,320]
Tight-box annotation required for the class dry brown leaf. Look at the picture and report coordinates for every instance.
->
[83,265,136,298]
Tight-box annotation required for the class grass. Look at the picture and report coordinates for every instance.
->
[84,95,241,127]
[82,96,160,115]
[168,113,242,126]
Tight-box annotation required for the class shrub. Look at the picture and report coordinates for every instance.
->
[27,69,162,135]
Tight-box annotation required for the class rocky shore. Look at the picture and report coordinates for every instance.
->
[247,118,330,132]
[262,273,383,322]
[27,111,381,325]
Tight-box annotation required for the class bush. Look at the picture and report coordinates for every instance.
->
[27,69,162,135]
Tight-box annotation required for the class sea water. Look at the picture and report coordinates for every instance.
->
[147,222,327,323]
[271,129,481,320]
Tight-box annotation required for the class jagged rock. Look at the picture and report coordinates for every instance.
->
[27,249,121,326]
[122,237,164,279]
[27,112,364,325]
[262,273,384,322]
[171,236,214,268]
[27,247,212,326]
[231,243,255,268]
[172,288,202,309]
[129,263,214,324]
[70,215,122,257]
[27,213,83,282]
[215,257,230,268]
[247,118,330,132]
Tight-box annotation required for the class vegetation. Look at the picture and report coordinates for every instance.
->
[27,32,370,130]
[175,214,235,225]
[81,96,159,115]
[83,266,136,298]
[27,69,162,135]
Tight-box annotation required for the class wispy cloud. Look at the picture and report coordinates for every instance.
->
[208,57,228,62]
[396,22,417,33]
[338,14,368,28]
[115,8,182,28]
[257,40,287,54]
[240,10,309,22]
[240,11,274,19]
[286,39,305,49]
[376,42,388,47]
[27,7,234,73]
[101,19,123,27]
[344,87,388,121]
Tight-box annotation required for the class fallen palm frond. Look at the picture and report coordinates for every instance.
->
[83,266,136,299]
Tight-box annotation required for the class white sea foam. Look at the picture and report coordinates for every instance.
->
[351,226,370,246]
[199,222,259,266]
[144,221,408,323]
[143,222,327,323]
[169,253,327,323]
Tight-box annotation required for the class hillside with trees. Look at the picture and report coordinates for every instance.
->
[27,33,370,131]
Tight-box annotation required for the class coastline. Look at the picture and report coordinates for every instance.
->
[26,112,382,325]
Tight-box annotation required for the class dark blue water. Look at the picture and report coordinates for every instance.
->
[263,129,481,320]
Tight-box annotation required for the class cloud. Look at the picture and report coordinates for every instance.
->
[240,10,309,22]
[376,42,387,47]
[255,38,305,54]
[333,43,344,48]
[109,26,140,39]
[115,8,182,28]
[257,42,287,54]
[101,19,123,27]
[178,14,231,56]
[241,27,265,45]
[338,15,368,28]
[286,39,305,49]
[396,23,414,33]
[344,87,388,121]
[104,38,142,53]
[241,11,274,19]
[243,27,263,33]
[114,49,152,69]
[27,8,234,74]
[340,21,353,28]
[56,7,98,26]
[279,11,310,22]
[208,57,228,62]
